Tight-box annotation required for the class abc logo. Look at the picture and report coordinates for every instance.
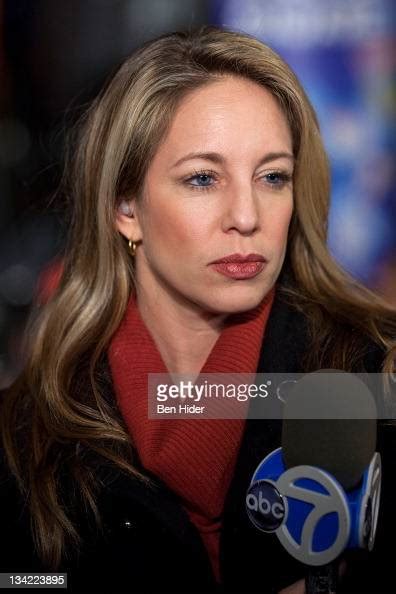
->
[246,480,285,532]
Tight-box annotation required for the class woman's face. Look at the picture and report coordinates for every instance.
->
[117,75,294,314]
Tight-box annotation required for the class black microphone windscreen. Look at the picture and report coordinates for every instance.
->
[281,371,377,490]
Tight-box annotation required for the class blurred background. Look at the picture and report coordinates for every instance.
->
[0,0,395,387]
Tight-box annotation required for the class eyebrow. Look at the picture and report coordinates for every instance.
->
[171,150,294,169]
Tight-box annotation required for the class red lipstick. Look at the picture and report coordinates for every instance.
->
[210,253,267,279]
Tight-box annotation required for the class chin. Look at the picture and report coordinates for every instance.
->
[203,286,272,315]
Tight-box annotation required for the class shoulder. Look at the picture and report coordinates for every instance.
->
[259,291,386,373]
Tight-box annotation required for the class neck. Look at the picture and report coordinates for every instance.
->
[135,284,227,375]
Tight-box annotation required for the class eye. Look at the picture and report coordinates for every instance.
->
[262,171,292,188]
[184,169,217,191]
[191,174,213,186]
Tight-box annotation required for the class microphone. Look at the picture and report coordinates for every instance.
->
[245,371,381,594]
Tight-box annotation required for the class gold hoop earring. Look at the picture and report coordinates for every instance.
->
[128,239,137,257]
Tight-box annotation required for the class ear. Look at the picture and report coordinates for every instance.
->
[115,199,143,242]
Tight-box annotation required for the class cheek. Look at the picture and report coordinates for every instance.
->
[141,197,207,253]
[267,202,294,247]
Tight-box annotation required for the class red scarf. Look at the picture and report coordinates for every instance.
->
[108,289,275,582]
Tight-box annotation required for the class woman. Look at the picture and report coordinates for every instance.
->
[1,26,395,594]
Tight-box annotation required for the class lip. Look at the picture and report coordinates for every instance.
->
[209,254,267,280]
[210,253,266,264]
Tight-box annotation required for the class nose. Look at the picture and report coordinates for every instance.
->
[222,181,260,235]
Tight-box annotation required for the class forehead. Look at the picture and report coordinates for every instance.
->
[155,75,292,162]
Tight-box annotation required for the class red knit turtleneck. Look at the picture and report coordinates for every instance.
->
[108,289,275,582]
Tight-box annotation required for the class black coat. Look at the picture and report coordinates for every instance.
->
[1,294,395,593]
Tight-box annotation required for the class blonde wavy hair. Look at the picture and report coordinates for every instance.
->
[1,26,395,570]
